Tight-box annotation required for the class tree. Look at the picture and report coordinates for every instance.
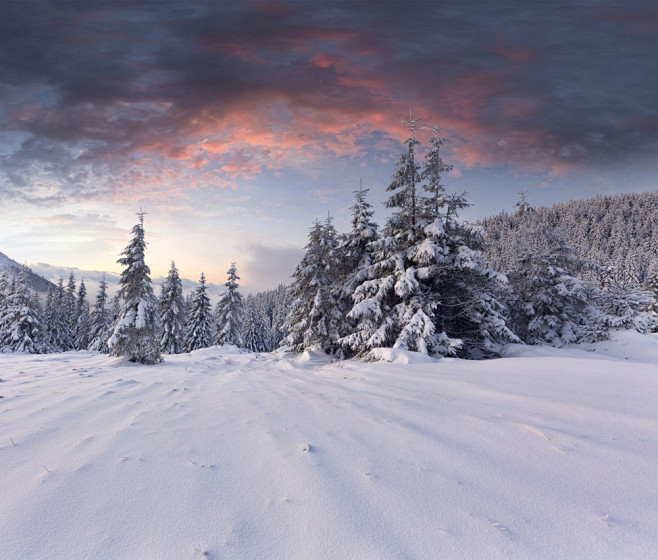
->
[185,272,213,351]
[644,269,658,332]
[65,272,78,347]
[108,211,162,364]
[74,279,91,350]
[283,216,343,353]
[160,261,186,354]
[344,119,517,358]
[343,118,459,357]
[88,277,112,352]
[45,277,72,351]
[0,267,43,353]
[214,262,244,347]
[508,226,605,345]
[336,183,379,343]
[242,295,269,352]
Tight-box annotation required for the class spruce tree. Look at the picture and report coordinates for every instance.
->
[46,277,72,351]
[65,272,78,345]
[336,183,379,344]
[242,295,269,352]
[0,267,43,353]
[74,279,91,350]
[344,119,517,358]
[160,261,186,354]
[508,226,605,345]
[214,262,245,347]
[283,216,343,353]
[108,211,162,364]
[644,269,658,332]
[88,277,112,352]
[184,272,213,351]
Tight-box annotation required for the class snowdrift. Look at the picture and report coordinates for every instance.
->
[1,332,657,559]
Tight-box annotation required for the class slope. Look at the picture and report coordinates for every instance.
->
[0,333,657,559]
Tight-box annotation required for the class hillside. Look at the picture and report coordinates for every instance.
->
[481,191,658,286]
[0,251,56,293]
[1,333,657,559]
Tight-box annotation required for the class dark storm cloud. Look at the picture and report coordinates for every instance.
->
[1,0,656,202]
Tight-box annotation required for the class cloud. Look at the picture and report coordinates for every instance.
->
[240,242,304,293]
[1,0,656,205]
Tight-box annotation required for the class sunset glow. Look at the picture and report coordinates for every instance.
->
[1,1,656,291]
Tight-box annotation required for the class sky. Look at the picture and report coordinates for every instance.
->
[1,0,656,293]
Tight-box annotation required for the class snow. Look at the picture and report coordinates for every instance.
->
[1,332,657,559]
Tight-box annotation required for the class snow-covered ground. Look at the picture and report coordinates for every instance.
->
[1,332,657,560]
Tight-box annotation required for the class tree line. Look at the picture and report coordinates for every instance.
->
[1,116,656,361]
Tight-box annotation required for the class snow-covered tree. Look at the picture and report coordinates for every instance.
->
[65,272,78,342]
[336,183,379,340]
[74,279,91,350]
[0,267,43,353]
[343,120,517,358]
[242,295,269,352]
[185,272,213,352]
[88,278,112,352]
[594,273,654,333]
[160,261,186,354]
[644,269,658,332]
[283,216,343,353]
[214,262,244,347]
[45,277,72,351]
[508,227,605,345]
[108,211,162,364]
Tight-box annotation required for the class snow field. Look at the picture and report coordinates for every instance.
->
[1,332,657,559]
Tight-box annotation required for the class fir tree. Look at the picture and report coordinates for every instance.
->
[108,211,162,364]
[344,120,517,358]
[0,267,43,353]
[336,183,379,343]
[508,226,605,345]
[185,272,213,351]
[88,278,112,352]
[65,272,78,345]
[283,216,343,353]
[46,278,72,351]
[242,295,269,352]
[160,261,186,354]
[644,269,658,332]
[214,262,245,347]
[74,279,91,350]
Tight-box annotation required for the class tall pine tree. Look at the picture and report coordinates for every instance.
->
[214,262,245,347]
[185,272,213,351]
[108,211,162,364]
[160,261,186,354]
[88,277,112,352]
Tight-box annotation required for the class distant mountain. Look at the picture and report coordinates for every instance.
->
[0,251,57,293]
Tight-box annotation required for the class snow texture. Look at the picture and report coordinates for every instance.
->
[0,331,656,559]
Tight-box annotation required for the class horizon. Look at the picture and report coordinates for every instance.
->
[1,1,656,292]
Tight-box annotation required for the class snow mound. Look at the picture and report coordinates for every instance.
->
[368,347,439,364]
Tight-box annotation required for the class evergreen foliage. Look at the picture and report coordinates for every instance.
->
[282,217,343,353]
[108,212,162,364]
[214,262,244,347]
[242,295,269,352]
[74,279,91,350]
[0,267,43,353]
[88,278,112,353]
[159,261,186,354]
[185,272,213,351]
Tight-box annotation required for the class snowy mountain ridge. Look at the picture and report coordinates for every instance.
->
[0,251,56,293]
